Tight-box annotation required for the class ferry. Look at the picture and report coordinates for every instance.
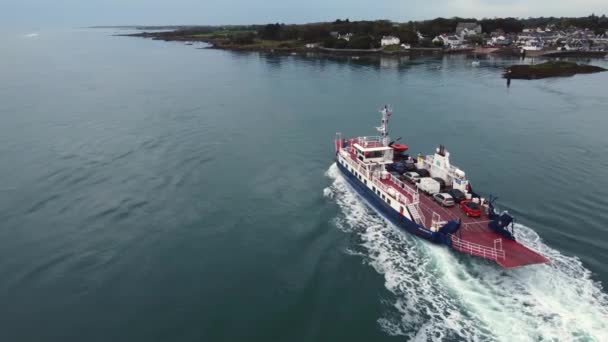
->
[334,106,549,268]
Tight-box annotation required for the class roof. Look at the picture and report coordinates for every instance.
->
[456,22,481,31]
[353,143,392,152]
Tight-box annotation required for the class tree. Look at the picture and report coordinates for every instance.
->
[300,25,330,41]
[371,20,393,37]
[322,37,351,49]
[334,39,348,49]
[281,26,299,40]
[347,35,373,49]
[230,32,255,44]
[395,23,419,45]
[259,23,282,40]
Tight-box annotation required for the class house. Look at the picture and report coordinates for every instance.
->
[433,34,463,48]
[521,38,544,51]
[305,43,319,49]
[338,33,353,41]
[456,22,482,37]
[490,35,511,46]
[330,32,353,41]
[381,36,400,46]
[400,43,411,50]
[432,35,444,45]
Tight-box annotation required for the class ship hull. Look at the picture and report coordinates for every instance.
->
[336,158,442,243]
[335,156,549,268]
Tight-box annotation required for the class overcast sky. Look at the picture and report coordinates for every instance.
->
[3,0,608,28]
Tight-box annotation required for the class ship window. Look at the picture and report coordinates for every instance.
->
[366,151,384,159]
[387,199,391,205]
[372,186,376,192]
[381,194,385,200]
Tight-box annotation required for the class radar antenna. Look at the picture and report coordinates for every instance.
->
[377,105,392,146]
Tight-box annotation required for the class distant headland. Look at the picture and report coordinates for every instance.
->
[113,15,608,58]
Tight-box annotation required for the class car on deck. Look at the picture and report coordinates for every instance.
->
[460,200,481,217]
[403,171,420,183]
[448,189,466,203]
[432,177,447,190]
[432,193,455,207]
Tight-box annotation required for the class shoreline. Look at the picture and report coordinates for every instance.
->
[120,32,608,59]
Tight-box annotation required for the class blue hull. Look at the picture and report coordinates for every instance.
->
[336,160,448,244]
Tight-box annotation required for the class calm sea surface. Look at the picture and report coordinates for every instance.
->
[1,29,608,341]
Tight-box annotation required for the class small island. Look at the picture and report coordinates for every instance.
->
[505,61,606,79]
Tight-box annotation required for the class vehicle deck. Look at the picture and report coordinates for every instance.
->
[379,175,549,268]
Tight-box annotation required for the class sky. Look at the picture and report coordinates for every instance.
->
[3,0,608,28]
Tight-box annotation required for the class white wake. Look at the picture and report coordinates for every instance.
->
[324,163,608,341]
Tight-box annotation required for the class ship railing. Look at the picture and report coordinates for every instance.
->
[406,203,425,226]
[372,173,410,206]
[449,234,506,260]
[388,175,419,202]
[340,149,413,207]
[379,173,419,204]
[341,151,370,177]
[355,136,383,146]
[416,204,425,226]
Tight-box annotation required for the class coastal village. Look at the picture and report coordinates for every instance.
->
[129,16,608,57]
[426,22,608,53]
[323,22,608,55]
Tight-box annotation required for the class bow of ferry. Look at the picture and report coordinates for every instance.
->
[334,107,548,268]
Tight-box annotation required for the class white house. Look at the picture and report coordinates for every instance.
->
[521,38,544,51]
[381,36,400,46]
[433,34,463,48]
[330,32,353,41]
[491,35,506,44]
[338,33,353,41]
[400,43,411,50]
[456,22,482,37]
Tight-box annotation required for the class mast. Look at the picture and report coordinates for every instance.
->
[377,105,392,146]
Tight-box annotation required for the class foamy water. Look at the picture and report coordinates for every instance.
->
[324,163,608,341]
